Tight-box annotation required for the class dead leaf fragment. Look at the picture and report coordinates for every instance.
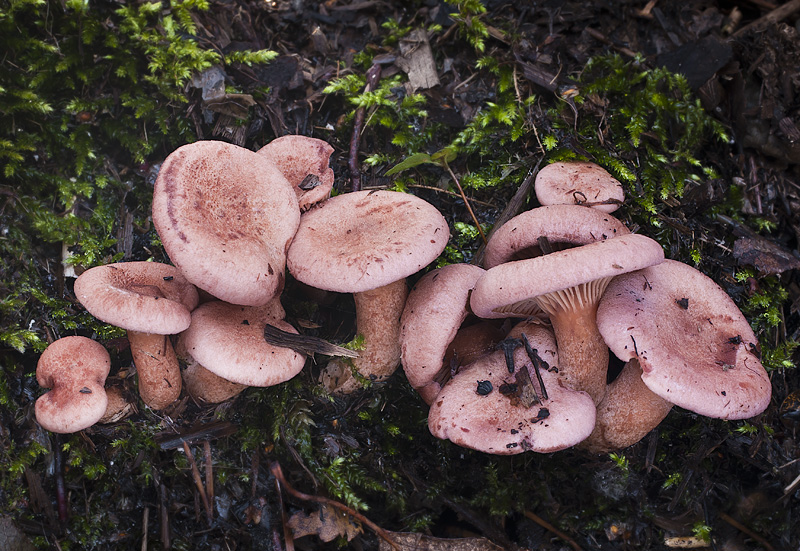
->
[732,236,800,275]
[396,28,440,92]
[288,504,363,542]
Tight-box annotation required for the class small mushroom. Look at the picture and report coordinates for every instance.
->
[257,135,335,211]
[74,262,199,410]
[287,190,449,393]
[471,233,665,405]
[152,140,300,306]
[428,325,596,454]
[534,161,625,213]
[35,336,110,433]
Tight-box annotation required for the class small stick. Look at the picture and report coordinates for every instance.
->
[718,512,774,551]
[521,333,548,401]
[53,436,69,524]
[141,506,149,551]
[159,483,170,550]
[204,440,214,510]
[270,461,399,550]
[443,161,487,245]
[523,510,582,551]
[182,441,212,524]
[349,63,382,192]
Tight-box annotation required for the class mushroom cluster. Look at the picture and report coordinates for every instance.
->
[400,161,772,455]
[35,137,450,432]
[36,153,771,456]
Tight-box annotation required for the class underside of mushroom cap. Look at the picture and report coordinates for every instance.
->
[257,135,335,211]
[428,328,595,454]
[287,190,450,293]
[597,259,771,420]
[483,204,630,269]
[35,336,111,434]
[400,263,486,393]
[74,262,199,334]
[179,300,305,387]
[152,140,300,306]
[471,233,665,319]
[534,161,625,214]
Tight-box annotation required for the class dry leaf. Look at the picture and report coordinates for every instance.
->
[288,504,363,542]
[380,532,505,551]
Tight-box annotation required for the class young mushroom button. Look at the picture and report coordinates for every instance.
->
[35,336,111,434]
[152,140,300,307]
[287,190,450,394]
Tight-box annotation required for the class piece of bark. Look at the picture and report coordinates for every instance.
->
[396,28,440,92]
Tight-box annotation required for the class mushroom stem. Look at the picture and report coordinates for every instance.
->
[581,359,673,453]
[128,330,182,410]
[321,279,408,393]
[536,278,613,405]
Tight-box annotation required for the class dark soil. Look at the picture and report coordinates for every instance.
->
[3,1,800,550]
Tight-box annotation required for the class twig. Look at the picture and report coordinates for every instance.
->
[349,63,382,192]
[53,435,68,524]
[269,461,399,550]
[732,0,800,37]
[523,510,582,551]
[159,483,170,550]
[141,506,149,551]
[718,512,774,551]
[273,465,294,551]
[182,441,213,524]
[204,440,214,510]
[442,161,487,245]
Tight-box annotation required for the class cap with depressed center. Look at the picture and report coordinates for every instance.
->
[596,259,771,420]
[35,336,110,433]
[287,190,449,393]
[534,161,625,213]
[483,205,630,269]
[74,262,199,410]
[428,324,595,454]
[471,233,665,405]
[257,135,335,211]
[152,140,300,306]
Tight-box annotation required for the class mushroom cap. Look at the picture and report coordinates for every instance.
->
[428,326,596,454]
[35,336,110,433]
[483,205,630,269]
[596,259,771,420]
[400,263,486,397]
[152,140,300,306]
[257,135,335,211]
[471,233,665,319]
[534,161,625,213]
[178,301,305,387]
[287,190,450,293]
[74,262,199,334]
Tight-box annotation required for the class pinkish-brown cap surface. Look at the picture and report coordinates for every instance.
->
[400,263,486,399]
[483,205,630,269]
[35,336,110,433]
[178,300,305,387]
[152,140,300,306]
[428,326,595,454]
[597,259,771,420]
[257,135,335,211]
[471,233,664,319]
[74,262,199,334]
[287,190,450,293]
[534,161,625,213]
